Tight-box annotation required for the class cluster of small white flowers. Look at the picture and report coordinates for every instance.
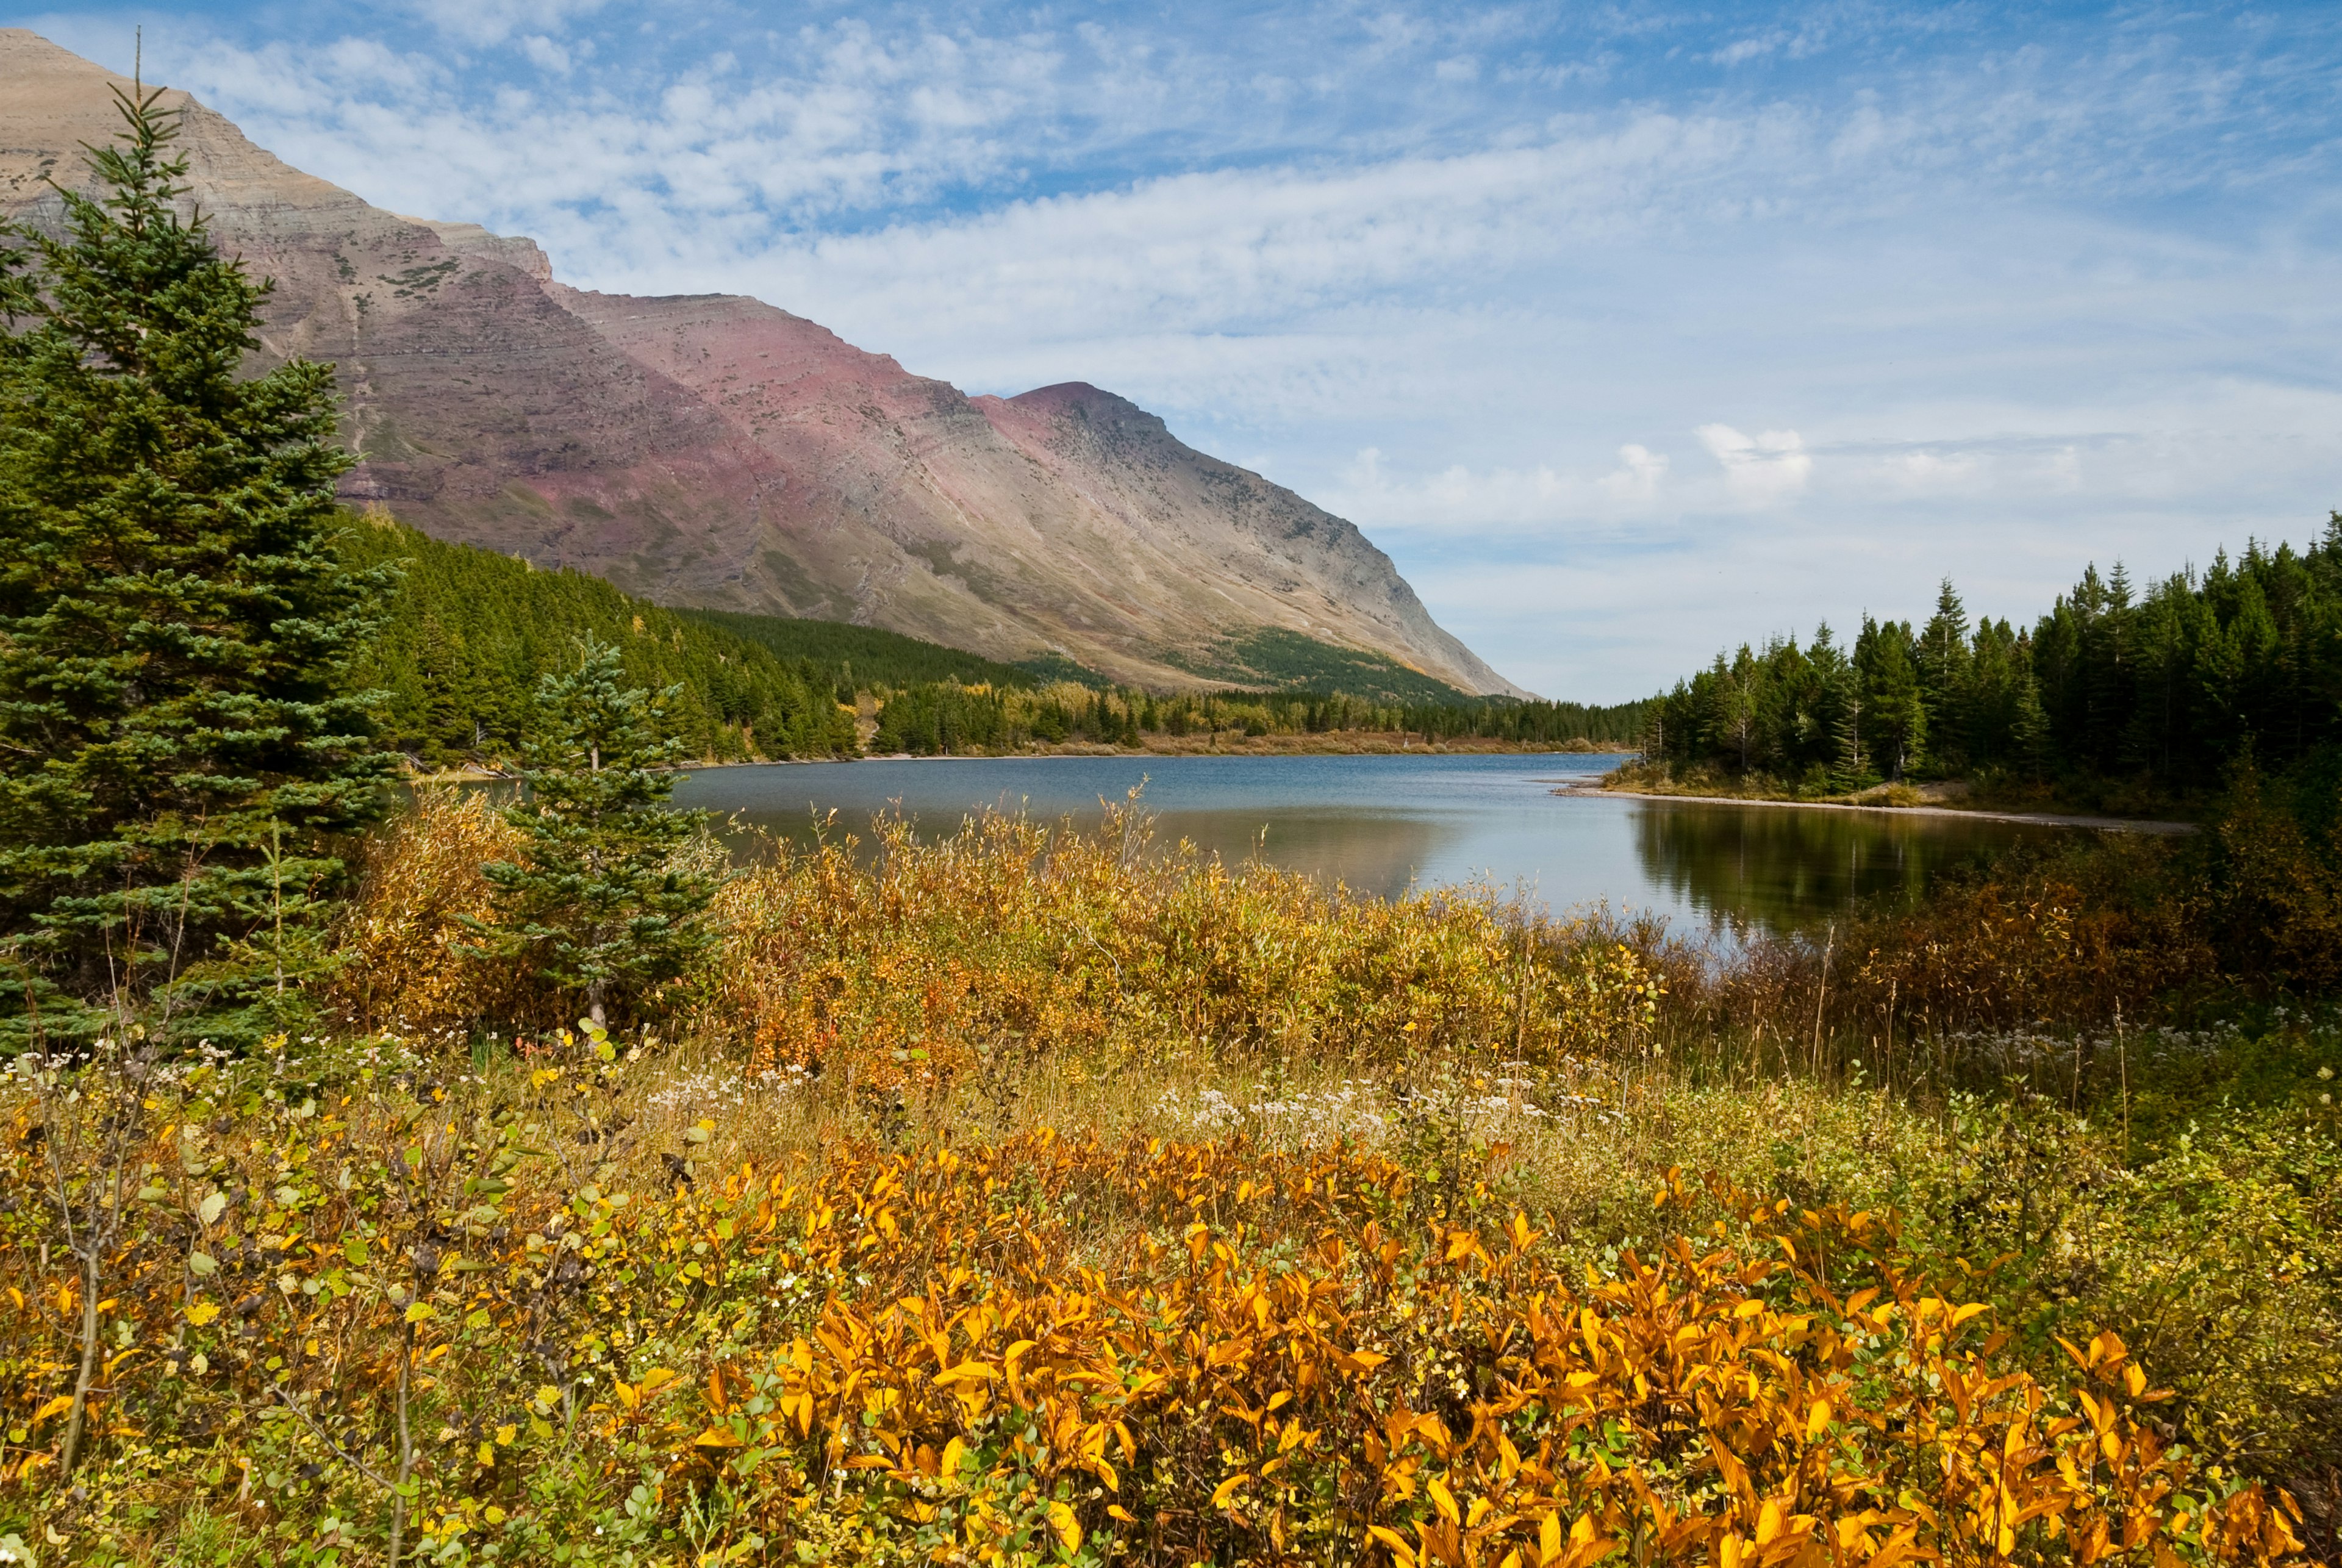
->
[1169,1087,1244,1129]
[749,1062,817,1092]
[642,1067,751,1114]
[1944,1020,2250,1070]
[1157,1074,1621,1140]
[1248,1083,1389,1138]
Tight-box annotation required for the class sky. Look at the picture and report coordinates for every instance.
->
[10,1,2342,701]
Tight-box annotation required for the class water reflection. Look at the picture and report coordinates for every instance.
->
[1629,800,2069,931]
[1152,809,1454,902]
[665,753,2075,937]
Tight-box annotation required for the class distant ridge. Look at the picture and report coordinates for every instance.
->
[0,29,1534,699]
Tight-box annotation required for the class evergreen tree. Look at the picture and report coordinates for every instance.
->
[1915,579,1970,771]
[0,81,392,1043]
[1856,617,1927,780]
[1714,653,1759,773]
[1964,618,2029,768]
[469,640,717,1025]
[2010,668,2053,779]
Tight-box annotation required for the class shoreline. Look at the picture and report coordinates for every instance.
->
[1554,778,2197,834]
[407,740,1638,783]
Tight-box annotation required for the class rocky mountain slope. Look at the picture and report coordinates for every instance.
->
[0,29,1527,696]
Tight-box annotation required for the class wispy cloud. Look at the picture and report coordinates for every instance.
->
[1698,425,1813,506]
[403,0,611,49]
[10,0,2341,698]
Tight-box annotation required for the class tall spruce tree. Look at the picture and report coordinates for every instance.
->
[1856,617,1927,781]
[0,81,391,1044]
[1915,579,1971,771]
[470,640,717,1025]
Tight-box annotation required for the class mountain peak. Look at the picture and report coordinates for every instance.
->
[1,30,1530,698]
[1010,381,1140,413]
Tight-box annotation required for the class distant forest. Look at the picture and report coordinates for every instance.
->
[1645,516,2342,795]
[338,517,1642,764]
[868,684,1650,755]
[338,518,859,766]
[675,607,1096,693]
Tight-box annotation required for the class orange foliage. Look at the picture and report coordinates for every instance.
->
[0,1054,2309,1564]
[326,786,537,1029]
[604,1136,2305,1565]
[704,801,1663,1089]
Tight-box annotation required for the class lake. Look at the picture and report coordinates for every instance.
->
[671,752,2080,936]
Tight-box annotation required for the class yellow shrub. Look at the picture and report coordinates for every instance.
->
[0,1062,2301,1566]
[699,800,1663,1087]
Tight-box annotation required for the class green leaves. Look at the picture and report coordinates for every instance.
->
[0,78,395,1047]
[463,639,717,1026]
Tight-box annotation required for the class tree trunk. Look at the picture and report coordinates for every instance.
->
[59,1240,102,1474]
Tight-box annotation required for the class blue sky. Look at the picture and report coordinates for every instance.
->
[12,1,2342,700]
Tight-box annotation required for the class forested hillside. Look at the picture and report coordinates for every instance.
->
[1644,515,2342,798]
[337,516,859,766]
[678,607,1101,692]
[341,514,1642,764]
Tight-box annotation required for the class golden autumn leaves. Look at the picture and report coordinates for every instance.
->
[0,1069,2315,1566]
[559,1133,2301,1564]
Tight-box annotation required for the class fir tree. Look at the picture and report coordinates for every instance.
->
[0,80,392,1043]
[1915,579,1971,771]
[1857,617,1927,781]
[2010,668,2053,778]
[1724,653,1764,773]
[470,640,717,1025]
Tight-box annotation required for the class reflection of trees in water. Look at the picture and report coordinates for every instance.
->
[726,804,1450,903]
[1164,811,1450,903]
[1631,803,2057,933]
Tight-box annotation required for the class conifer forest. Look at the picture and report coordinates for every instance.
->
[1644,540,2342,802]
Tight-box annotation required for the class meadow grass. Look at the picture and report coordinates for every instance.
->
[1,793,2335,1566]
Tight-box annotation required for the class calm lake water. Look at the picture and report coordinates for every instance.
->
[671,752,2079,937]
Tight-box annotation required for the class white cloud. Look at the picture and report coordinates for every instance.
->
[403,0,609,48]
[1599,444,1669,502]
[1712,37,1777,68]
[1696,424,1813,504]
[518,34,571,74]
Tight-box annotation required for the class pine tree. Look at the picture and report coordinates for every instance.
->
[0,80,392,1044]
[1857,618,1927,781]
[469,640,717,1025]
[2010,667,2053,779]
[1915,579,1971,771]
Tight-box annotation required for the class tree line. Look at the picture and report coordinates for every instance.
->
[351,523,1649,765]
[338,519,860,767]
[1646,523,2342,795]
[870,682,1650,754]
[348,517,1652,765]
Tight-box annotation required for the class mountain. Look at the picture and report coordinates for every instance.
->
[0,29,1530,697]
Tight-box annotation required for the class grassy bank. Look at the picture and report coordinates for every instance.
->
[1595,759,2201,822]
[4,797,2337,1565]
